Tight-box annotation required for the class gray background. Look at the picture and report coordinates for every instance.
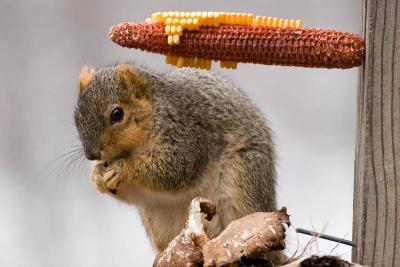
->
[0,0,360,266]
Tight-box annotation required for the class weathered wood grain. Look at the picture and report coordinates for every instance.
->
[353,0,400,266]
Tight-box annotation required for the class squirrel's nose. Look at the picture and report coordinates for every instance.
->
[85,148,101,161]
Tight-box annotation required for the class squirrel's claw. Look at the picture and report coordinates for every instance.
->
[91,163,122,196]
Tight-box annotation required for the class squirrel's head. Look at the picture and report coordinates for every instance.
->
[74,64,152,162]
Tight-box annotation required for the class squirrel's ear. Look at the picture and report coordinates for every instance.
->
[116,64,149,99]
[78,66,95,94]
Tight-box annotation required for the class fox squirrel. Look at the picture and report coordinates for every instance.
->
[75,63,281,262]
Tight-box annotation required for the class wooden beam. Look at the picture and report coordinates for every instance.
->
[352,0,400,266]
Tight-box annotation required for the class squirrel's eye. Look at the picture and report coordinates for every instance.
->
[110,107,124,124]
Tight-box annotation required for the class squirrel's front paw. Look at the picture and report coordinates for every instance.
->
[91,162,123,196]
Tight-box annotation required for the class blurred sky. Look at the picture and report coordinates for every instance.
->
[0,0,361,266]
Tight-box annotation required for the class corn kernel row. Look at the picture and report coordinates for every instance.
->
[220,60,237,69]
[146,11,302,48]
[165,55,212,70]
[165,56,239,70]
[145,11,302,70]
[148,11,302,28]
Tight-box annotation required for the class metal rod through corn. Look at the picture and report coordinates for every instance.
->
[109,11,364,70]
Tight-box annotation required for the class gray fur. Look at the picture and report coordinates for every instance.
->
[74,64,277,256]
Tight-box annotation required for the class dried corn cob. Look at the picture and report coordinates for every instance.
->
[109,11,364,70]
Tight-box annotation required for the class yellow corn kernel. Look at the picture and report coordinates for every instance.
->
[212,12,220,26]
[236,13,242,24]
[205,60,212,70]
[176,25,183,35]
[172,34,180,44]
[246,14,253,25]
[162,12,169,19]
[222,61,230,69]
[236,13,243,25]
[278,18,284,27]
[145,17,153,23]
[186,18,193,30]
[200,59,206,69]
[152,12,163,23]
[265,17,272,26]
[174,11,180,18]
[221,13,227,24]
[230,13,236,24]
[180,18,187,27]
[241,13,248,25]
[167,35,173,46]
[202,59,207,69]
[290,20,296,28]
[196,15,203,26]
[238,13,244,24]
[170,56,178,65]
[170,25,176,34]
[201,12,208,25]
[222,13,227,24]
[168,11,174,17]
[219,12,226,24]
[165,25,171,35]
[185,57,195,67]
[176,57,184,68]
[192,18,199,30]
[295,19,302,27]
[201,59,206,69]
[178,12,184,18]
[192,58,197,67]
[166,55,179,65]
[254,15,262,26]
[204,60,210,69]
[206,11,213,26]
[190,12,196,18]
[198,59,205,69]
[239,13,247,25]
[272,17,278,27]
[196,11,202,17]
[196,58,203,68]
[284,19,290,27]
[224,13,230,24]
[182,57,189,67]
[233,13,240,24]
[189,58,195,67]
[166,17,173,25]
[193,58,199,68]
[183,57,189,67]
[173,18,179,25]
[261,16,268,26]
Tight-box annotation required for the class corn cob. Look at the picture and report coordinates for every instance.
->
[109,11,364,70]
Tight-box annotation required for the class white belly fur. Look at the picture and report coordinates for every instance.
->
[121,158,227,250]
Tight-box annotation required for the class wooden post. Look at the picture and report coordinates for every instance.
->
[352,0,400,266]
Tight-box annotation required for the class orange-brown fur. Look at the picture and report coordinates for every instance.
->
[78,66,95,93]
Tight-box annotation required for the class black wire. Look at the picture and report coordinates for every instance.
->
[296,228,357,247]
